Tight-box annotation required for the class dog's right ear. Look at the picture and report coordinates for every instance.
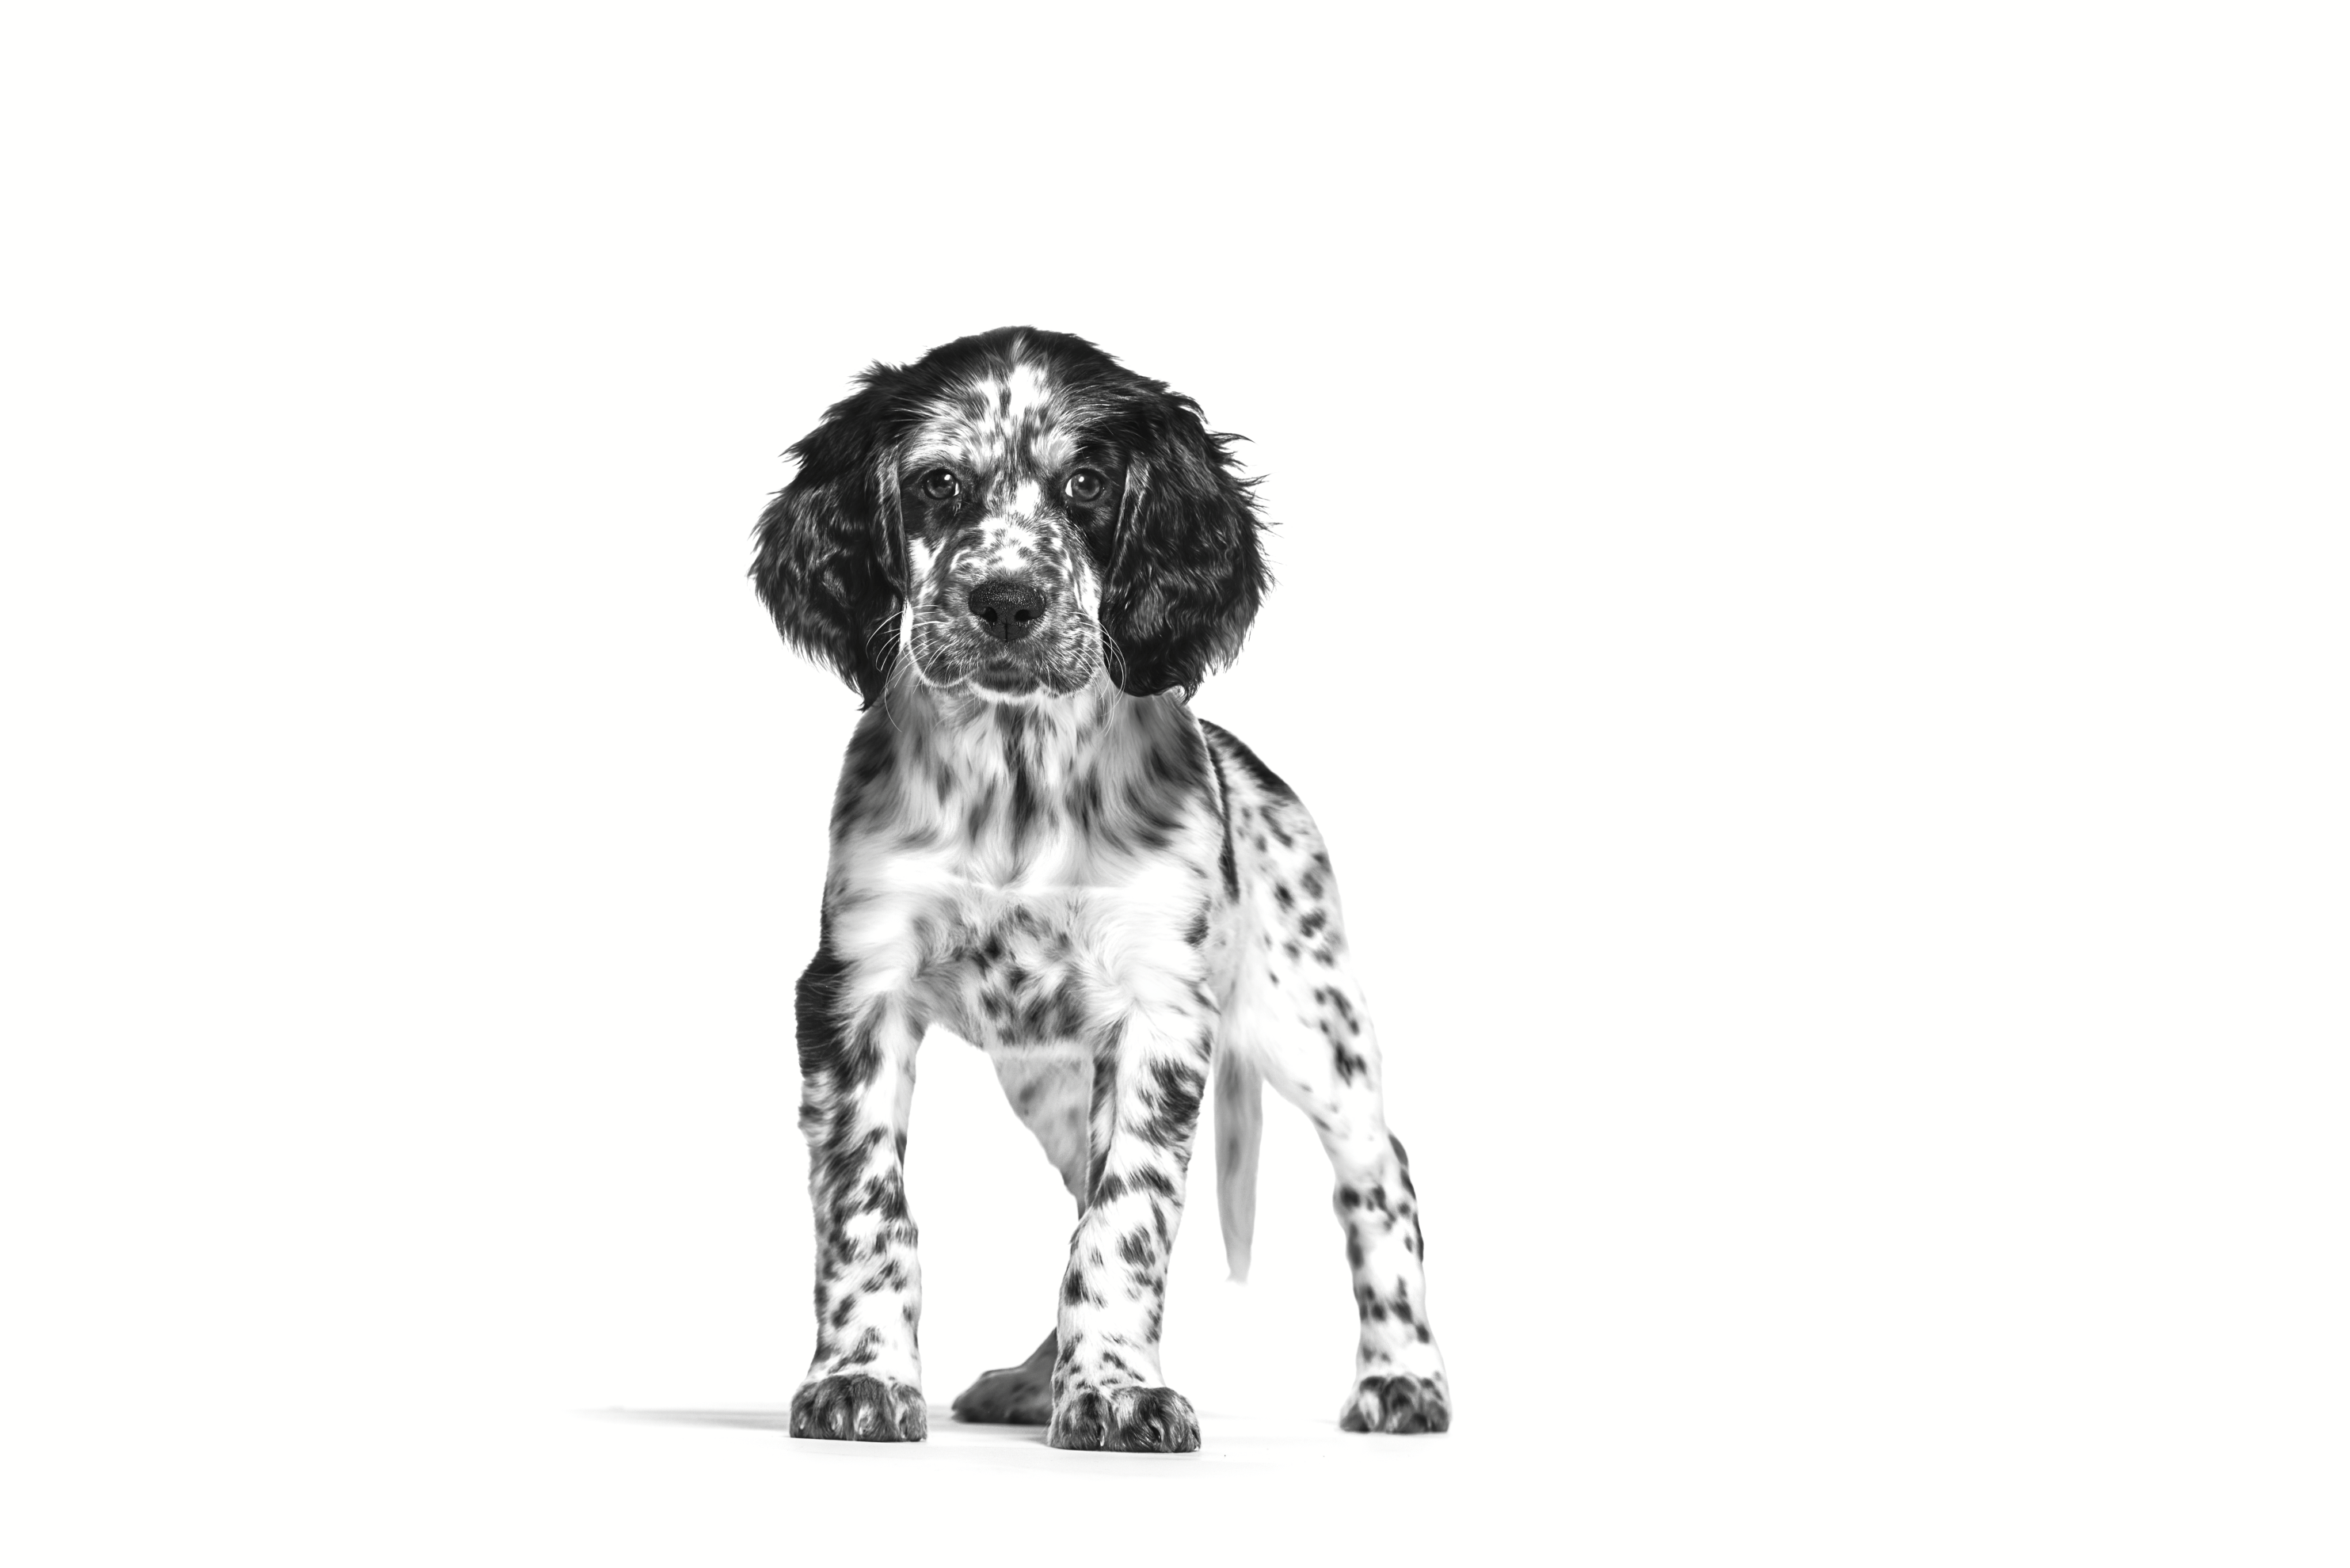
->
[751,370,907,706]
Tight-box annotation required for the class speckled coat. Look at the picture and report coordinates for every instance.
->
[752,328,1449,1451]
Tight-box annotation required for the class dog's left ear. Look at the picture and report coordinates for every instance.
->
[751,371,907,706]
[1099,393,1270,698]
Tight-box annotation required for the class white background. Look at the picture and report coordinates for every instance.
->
[4,3,2344,1562]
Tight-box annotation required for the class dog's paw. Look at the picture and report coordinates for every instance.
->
[789,1373,927,1442]
[1339,1373,1450,1434]
[1046,1383,1201,1452]
[950,1363,1055,1425]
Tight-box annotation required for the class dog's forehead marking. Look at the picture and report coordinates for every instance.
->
[994,358,1056,421]
[912,358,1083,474]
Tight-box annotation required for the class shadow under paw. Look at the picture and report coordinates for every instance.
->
[1047,1384,1200,1452]
[790,1372,927,1442]
[1339,1373,1450,1434]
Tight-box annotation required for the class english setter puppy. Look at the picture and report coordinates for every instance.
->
[751,328,1449,1451]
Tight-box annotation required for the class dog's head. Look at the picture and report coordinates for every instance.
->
[752,328,1268,705]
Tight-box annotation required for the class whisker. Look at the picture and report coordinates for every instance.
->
[861,603,913,735]
[1097,625,1130,691]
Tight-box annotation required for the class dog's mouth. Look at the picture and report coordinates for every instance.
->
[908,611,1100,698]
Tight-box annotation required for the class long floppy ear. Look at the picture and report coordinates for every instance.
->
[750,373,906,706]
[1099,393,1270,698]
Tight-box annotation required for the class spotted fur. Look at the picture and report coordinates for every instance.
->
[754,329,1449,1450]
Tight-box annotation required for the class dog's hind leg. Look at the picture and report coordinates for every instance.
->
[950,1329,1057,1425]
[984,1047,1092,1203]
[1225,797,1452,1434]
[1246,958,1451,1431]
[950,1047,1088,1425]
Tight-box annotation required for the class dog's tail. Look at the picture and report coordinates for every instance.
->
[1213,1046,1264,1282]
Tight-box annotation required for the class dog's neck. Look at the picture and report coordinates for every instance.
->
[844,668,1205,858]
[887,667,1125,753]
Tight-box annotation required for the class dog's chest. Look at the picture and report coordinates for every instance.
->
[845,851,1206,1052]
[826,695,1228,1049]
[830,832,1218,1056]
[946,898,1098,1051]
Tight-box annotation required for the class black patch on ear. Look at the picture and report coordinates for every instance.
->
[1099,391,1269,698]
[751,372,908,706]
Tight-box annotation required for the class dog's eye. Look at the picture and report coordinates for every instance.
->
[918,470,959,502]
[1064,470,1106,504]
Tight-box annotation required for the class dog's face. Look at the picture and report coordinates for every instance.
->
[752,329,1268,704]
[897,359,1122,700]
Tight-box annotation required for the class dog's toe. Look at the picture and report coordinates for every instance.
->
[1047,1384,1201,1452]
[1339,1373,1450,1434]
[790,1373,927,1442]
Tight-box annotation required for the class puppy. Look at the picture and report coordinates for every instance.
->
[752,328,1448,1450]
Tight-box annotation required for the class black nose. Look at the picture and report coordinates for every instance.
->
[968,577,1047,643]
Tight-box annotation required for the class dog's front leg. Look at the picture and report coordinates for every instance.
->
[1046,993,1214,1453]
[788,946,927,1442]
